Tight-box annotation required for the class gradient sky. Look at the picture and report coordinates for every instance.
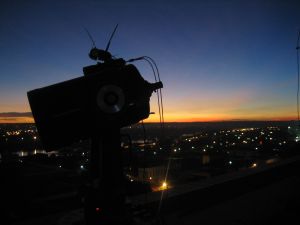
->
[0,0,299,123]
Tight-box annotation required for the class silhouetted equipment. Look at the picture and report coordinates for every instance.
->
[27,63,161,150]
[27,26,163,225]
[27,30,162,150]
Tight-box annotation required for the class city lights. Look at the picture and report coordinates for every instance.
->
[0,122,299,200]
[95,207,101,212]
[161,181,168,190]
[252,163,257,168]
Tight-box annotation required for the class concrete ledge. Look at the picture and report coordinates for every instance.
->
[132,155,300,224]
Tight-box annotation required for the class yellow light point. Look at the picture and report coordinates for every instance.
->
[162,182,167,189]
[252,163,257,168]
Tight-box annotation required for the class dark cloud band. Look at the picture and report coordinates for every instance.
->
[0,112,33,117]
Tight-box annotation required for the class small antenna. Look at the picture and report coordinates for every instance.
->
[105,24,119,52]
[84,27,96,48]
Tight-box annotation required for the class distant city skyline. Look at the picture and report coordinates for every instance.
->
[1,0,300,123]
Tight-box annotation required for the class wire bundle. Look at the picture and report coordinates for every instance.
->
[127,56,165,133]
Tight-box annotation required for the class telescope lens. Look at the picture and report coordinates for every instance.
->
[96,85,125,113]
[104,93,119,105]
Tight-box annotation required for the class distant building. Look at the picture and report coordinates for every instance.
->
[136,158,181,182]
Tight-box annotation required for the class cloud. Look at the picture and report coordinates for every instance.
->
[0,112,32,117]
[0,112,34,123]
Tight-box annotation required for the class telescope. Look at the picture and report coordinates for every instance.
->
[28,44,162,150]
[27,26,164,225]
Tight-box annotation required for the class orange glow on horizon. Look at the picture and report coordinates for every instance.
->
[143,114,297,123]
[0,114,297,124]
[0,117,34,124]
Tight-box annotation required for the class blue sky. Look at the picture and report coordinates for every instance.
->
[0,0,299,122]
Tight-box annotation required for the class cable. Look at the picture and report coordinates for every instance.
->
[143,56,165,131]
[127,56,167,223]
[141,56,165,134]
[142,57,159,81]
[159,88,165,130]
[141,57,169,220]
[143,56,161,81]
[138,56,167,218]
[141,120,149,203]
[142,58,163,129]
[128,56,165,134]
[139,58,166,211]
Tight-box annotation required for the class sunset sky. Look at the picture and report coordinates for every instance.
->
[0,0,299,123]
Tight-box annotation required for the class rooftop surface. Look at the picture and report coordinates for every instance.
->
[11,155,300,225]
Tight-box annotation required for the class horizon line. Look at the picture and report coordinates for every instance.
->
[0,119,298,125]
[0,111,298,124]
